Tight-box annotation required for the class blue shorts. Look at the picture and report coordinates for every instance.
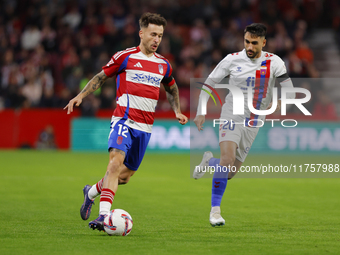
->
[108,121,151,171]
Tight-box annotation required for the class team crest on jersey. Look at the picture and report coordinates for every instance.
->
[260,66,267,75]
[158,64,163,74]
[117,136,123,145]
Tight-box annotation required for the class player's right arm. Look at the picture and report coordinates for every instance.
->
[194,54,231,131]
[64,70,109,114]
[194,115,205,131]
[64,47,131,114]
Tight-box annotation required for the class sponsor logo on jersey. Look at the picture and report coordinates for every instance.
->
[246,77,255,87]
[131,73,161,86]
[158,64,163,74]
[236,66,242,72]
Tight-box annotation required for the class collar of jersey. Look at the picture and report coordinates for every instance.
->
[137,46,156,59]
[243,49,263,63]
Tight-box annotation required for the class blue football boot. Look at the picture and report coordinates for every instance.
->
[89,214,106,231]
[80,185,94,220]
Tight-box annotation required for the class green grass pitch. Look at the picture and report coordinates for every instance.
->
[0,150,339,255]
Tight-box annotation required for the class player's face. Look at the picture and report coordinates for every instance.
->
[139,24,164,55]
[244,32,266,59]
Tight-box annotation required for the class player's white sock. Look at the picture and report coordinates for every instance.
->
[88,178,104,200]
[99,202,112,215]
[88,185,99,200]
[99,188,115,215]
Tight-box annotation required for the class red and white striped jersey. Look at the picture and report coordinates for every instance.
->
[102,46,175,133]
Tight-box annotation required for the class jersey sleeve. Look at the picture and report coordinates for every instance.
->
[161,59,175,86]
[102,51,128,77]
[196,55,231,116]
[205,54,232,86]
[272,55,287,78]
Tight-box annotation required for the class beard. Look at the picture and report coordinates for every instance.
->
[246,50,259,59]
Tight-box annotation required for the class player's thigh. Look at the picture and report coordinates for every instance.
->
[219,140,238,167]
[219,122,241,166]
[124,129,151,171]
[107,148,126,174]
[235,127,259,162]
[108,120,132,157]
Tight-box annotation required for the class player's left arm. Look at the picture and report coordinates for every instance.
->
[163,82,188,125]
[267,73,296,112]
[267,57,296,112]
[269,73,296,113]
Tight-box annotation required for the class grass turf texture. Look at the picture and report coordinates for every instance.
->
[0,150,339,255]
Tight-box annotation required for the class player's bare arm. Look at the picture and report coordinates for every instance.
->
[194,115,205,131]
[164,82,188,125]
[267,99,281,113]
[163,82,180,113]
[64,70,109,114]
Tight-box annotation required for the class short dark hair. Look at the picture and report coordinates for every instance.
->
[139,13,167,29]
[244,23,267,38]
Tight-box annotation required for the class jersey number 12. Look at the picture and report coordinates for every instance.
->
[117,124,128,138]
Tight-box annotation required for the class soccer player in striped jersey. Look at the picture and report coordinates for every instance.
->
[64,13,188,231]
[193,23,295,226]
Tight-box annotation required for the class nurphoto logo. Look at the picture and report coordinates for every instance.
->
[198,83,311,128]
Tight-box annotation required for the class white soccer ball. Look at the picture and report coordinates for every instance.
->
[103,209,133,236]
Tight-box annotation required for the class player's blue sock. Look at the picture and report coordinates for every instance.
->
[209,158,229,207]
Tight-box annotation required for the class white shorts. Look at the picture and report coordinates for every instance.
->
[219,121,259,162]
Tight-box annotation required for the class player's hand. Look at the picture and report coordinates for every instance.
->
[194,115,205,131]
[267,99,281,114]
[176,113,188,125]
[64,96,82,114]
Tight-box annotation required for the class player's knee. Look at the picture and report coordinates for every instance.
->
[107,160,122,175]
[118,169,134,185]
[219,155,235,168]
[118,177,129,185]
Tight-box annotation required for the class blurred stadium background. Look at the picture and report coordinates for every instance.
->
[0,0,340,152]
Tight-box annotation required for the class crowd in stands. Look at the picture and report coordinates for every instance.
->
[0,0,339,118]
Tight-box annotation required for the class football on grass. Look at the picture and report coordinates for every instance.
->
[103,209,133,236]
